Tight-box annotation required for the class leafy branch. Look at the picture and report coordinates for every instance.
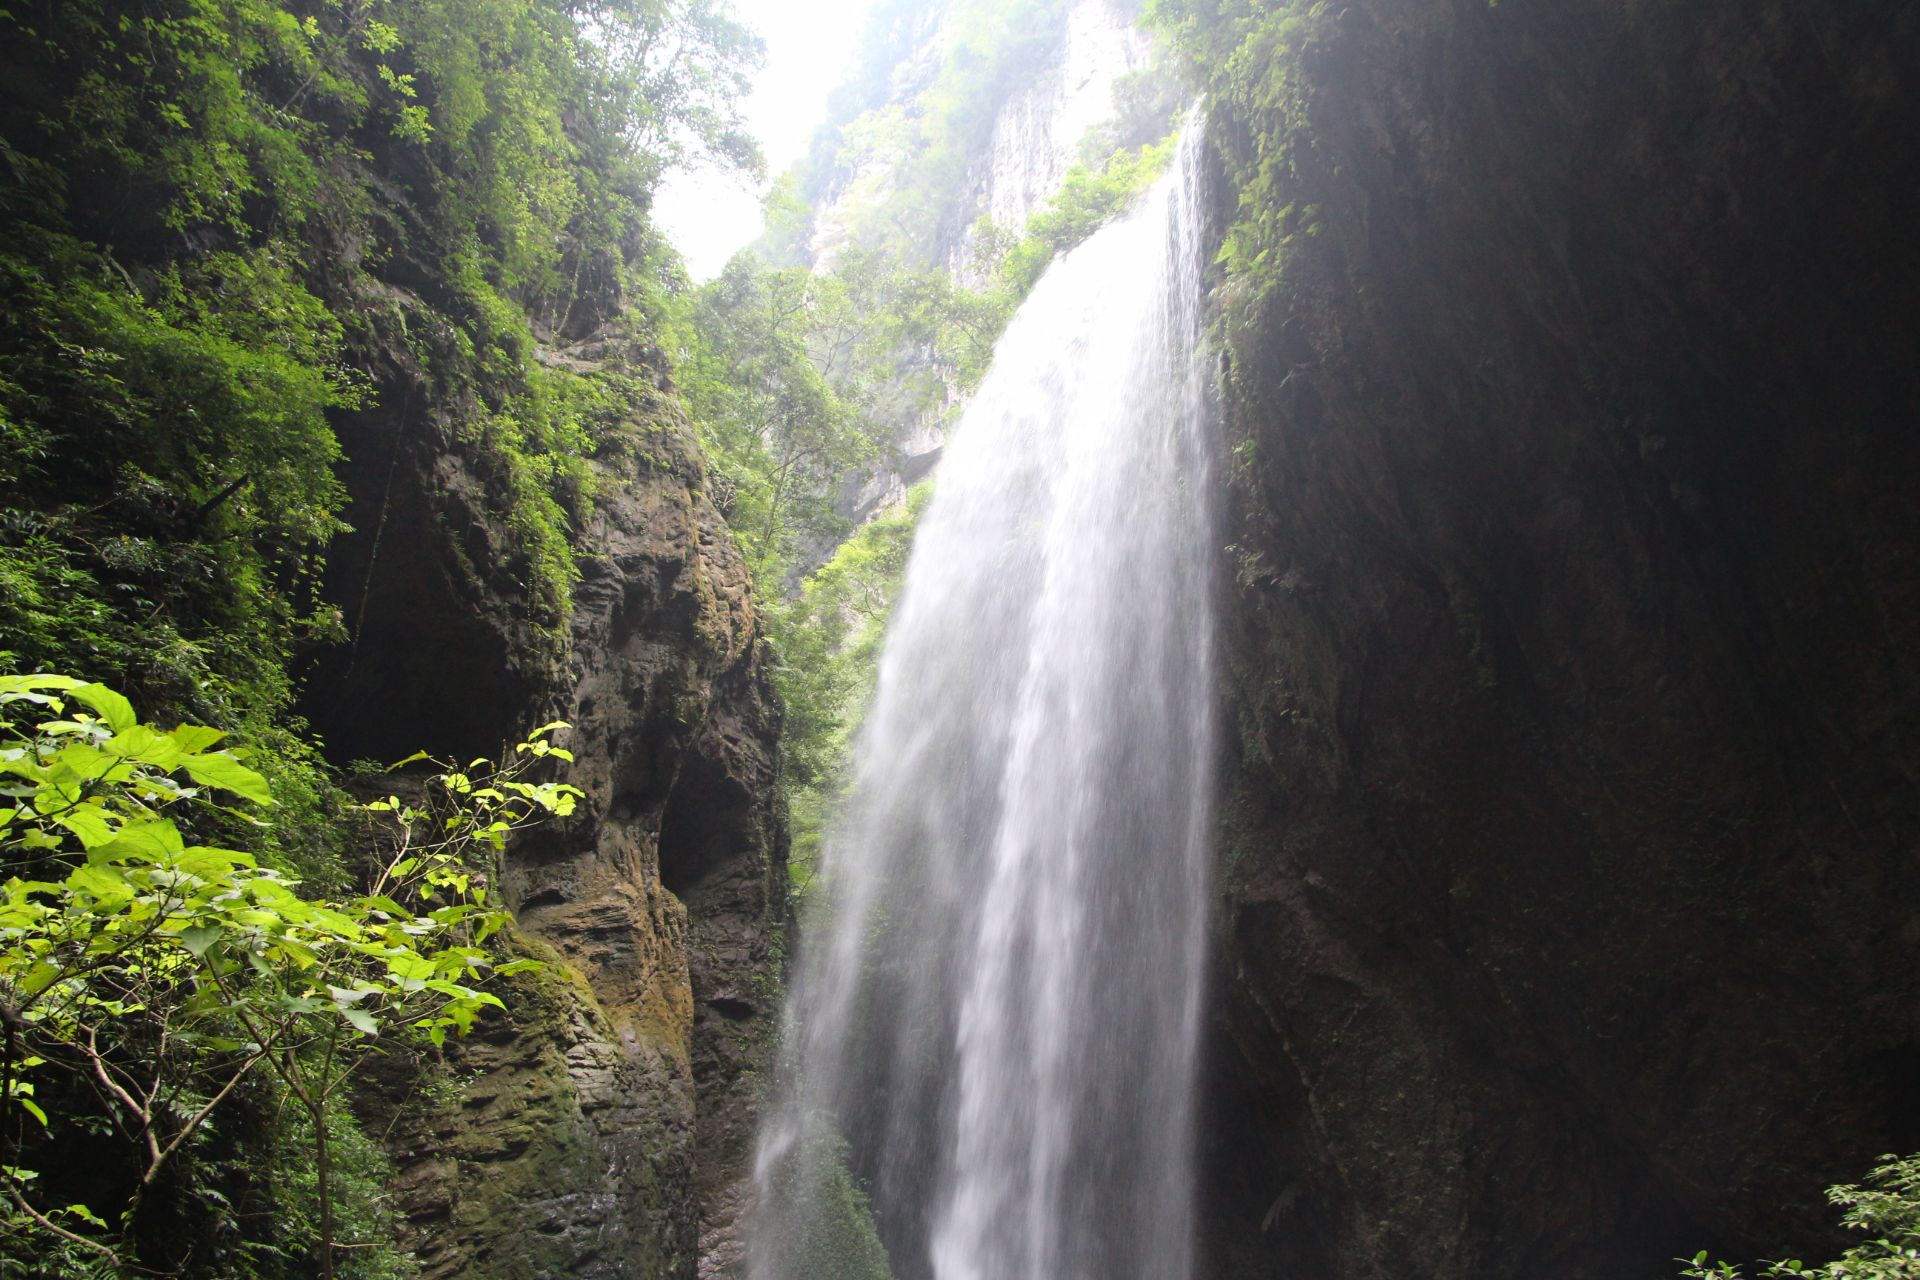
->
[0,673,578,1275]
[1680,1155,1920,1280]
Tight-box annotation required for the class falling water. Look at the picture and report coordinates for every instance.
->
[751,120,1215,1280]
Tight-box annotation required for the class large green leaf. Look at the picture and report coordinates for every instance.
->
[180,752,274,805]
[166,725,226,753]
[177,845,258,875]
[106,724,187,770]
[177,924,224,957]
[49,804,117,850]
[70,683,137,733]
[339,1006,380,1036]
[65,862,135,906]
[96,819,186,861]
[0,674,83,705]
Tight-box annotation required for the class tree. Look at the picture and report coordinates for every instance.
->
[575,0,768,178]
[676,259,884,583]
[1681,1155,1920,1280]
[0,673,579,1276]
[770,484,929,892]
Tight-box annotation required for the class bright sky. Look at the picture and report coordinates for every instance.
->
[652,0,881,280]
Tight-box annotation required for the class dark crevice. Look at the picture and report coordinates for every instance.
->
[658,745,755,899]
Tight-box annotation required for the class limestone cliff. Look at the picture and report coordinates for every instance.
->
[1194,2,1920,1276]
[305,333,784,1279]
[945,0,1157,279]
[796,0,1173,526]
[805,0,1162,271]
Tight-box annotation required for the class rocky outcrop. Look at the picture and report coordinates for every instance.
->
[1199,3,1920,1278]
[308,341,784,1278]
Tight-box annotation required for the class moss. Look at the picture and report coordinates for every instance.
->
[1216,778,1263,896]
[1146,0,1334,300]
[758,1128,896,1280]
[370,924,693,1279]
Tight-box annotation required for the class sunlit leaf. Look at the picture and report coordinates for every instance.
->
[96,819,185,861]
[180,753,273,805]
[49,804,117,850]
[70,683,136,733]
[166,724,226,753]
[339,1006,380,1036]
[106,723,185,769]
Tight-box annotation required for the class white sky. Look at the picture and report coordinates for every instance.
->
[652,0,881,280]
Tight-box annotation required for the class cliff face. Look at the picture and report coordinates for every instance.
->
[1200,2,1920,1277]
[797,0,1170,529]
[805,0,1157,272]
[946,0,1156,278]
[0,0,780,1271]
[306,331,784,1279]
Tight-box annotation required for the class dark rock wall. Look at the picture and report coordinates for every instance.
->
[1201,2,1920,1277]
[307,350,784,1279]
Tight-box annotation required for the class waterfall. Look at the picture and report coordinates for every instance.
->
[751,120,1215,1280]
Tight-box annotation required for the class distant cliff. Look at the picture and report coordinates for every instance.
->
[804,0,1158,275]
[766,0,1177,525]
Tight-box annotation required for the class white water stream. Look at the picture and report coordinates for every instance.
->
[751,121,1215,1280]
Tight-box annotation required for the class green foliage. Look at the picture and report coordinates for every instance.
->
[759,1126,896,1280]
[259,1092,417,1280]
[773,486,930,887]
[0,228,353,713]
[0,674,577,1276]
[674,260,884,585]
[870,129,1180,393]
[670,244,954,896]
[764,0,1184,271]
[967,131,1179,309]
[670,242,936,897]
[1145,0,1331,292]
[1075,63,1190,162]
[0,44,756,1273]
[0,0,764,717]
[0,0,757,1274]
[679,123,1171,591]
[1679,1155,1920,1280]
[672,247,957,589]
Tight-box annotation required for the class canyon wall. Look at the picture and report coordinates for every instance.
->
[807,0,1155,270]
[0,3,787,1274]
[273,5,1920,1278]
[306,327,784,1279]
[297,6,1166,1267]
[1197,2,1920,1276]
[944,0,1156,278]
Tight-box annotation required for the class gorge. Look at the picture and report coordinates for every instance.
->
[753,118,1215,1280]
[0,1,1917,1279]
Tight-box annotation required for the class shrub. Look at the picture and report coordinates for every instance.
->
[1681,1155,1920,1280]
[0,674,578,1276]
